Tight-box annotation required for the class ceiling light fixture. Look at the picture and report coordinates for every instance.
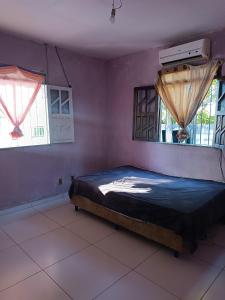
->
[110,0,123,24]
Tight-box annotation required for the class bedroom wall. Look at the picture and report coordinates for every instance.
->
[105,29,225,182]
[0,32,107,209]
[1,28,225,210]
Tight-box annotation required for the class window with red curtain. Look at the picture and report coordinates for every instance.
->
[0,66,75,148]
[0,66,49,148]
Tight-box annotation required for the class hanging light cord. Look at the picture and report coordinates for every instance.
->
[44,43,49,85]
[113,0,122,9]
[219,148,225,182]
[55,46,71,88]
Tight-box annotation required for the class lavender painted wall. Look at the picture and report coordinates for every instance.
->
[0,32,107,209]
[106,30,225,182]
[1,28,225,210]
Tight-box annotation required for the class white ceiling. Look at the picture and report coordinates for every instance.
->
[0,0,225,59]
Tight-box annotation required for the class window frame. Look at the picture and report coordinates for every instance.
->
[0,84,50,150]
[158,79,219,147]
[47,85,75,144]
[133,78,225,149]
[0,84,75,150]
[214,77,225,148]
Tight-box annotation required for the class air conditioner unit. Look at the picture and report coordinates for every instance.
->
[159,39,210,66]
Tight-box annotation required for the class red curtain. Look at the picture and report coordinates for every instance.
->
[0,66,44,139]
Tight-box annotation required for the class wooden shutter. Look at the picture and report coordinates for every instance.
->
[214,80,225,147]
[47,85,75,144]
[133,85,159,142]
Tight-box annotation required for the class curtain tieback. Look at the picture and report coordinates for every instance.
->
[176,128,189,143]
[10,126,23,139]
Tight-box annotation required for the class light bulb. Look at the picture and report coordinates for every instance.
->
[110,15,115,24]
[110,8,116,24]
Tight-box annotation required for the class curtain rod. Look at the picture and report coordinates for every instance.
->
[159,59,224,75]
[0,63,46,77]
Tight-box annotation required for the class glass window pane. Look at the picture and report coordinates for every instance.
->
[51,100,60,114]
[61,101,70,114]
[159,79,218,147]
[50,89,59,103]
[61,90,69,103]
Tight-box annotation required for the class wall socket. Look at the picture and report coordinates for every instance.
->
[58,178,63,185]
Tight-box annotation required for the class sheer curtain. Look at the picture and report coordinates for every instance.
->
[156,61,221,142]
[0,66,44,139]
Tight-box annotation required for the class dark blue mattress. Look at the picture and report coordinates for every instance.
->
[69,166,225,242]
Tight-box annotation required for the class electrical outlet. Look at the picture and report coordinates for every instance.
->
[58,178,63,185]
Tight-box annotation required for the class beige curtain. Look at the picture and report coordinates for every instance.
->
[156,60,221,141]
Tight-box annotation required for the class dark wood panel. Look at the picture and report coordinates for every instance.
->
[215,80,225,147]
[133,85,159,142]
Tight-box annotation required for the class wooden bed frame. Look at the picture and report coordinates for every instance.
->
[71,195,185,256]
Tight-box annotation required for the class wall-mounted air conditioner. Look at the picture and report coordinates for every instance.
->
[159,39,210,66]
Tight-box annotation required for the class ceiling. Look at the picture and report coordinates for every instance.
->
[0,0,225,59]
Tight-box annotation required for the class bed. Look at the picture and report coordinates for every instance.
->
[69,166,225,256]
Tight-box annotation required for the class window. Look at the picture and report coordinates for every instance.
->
[159,79,219,146]
[0,84,74,149]
[214,80,225,147]
[0,85,49,148]
[133,79,225,147]
[133,86,159,142]
[48,85,75,144]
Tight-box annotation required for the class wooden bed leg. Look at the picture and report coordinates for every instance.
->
[114,224,120,230]
[75,205,79,212]
[174,251,180,258]
[190,240,198,254]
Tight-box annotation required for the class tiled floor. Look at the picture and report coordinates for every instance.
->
[0,195,225,299]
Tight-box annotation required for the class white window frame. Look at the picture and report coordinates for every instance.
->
[47,85,75,144]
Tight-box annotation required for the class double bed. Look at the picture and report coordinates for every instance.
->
[69,166,225,256]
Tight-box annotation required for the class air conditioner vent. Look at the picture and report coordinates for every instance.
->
[159,39,210,66]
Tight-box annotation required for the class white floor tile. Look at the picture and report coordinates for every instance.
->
[41,203,82,226]
[2,214,59,243]
[21,227,89,268]
[136,249,221,300]
[66,215,114,243]
[211,225,225,247]
[46,245,129,300]
[96,230,158,268]
[1,194,225,300]
[194,241,225,269]
[0,272,70,300]
[203,270,225,300]
[95,271,178,300]
[0,245,40,291]
[0,229,15,250]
